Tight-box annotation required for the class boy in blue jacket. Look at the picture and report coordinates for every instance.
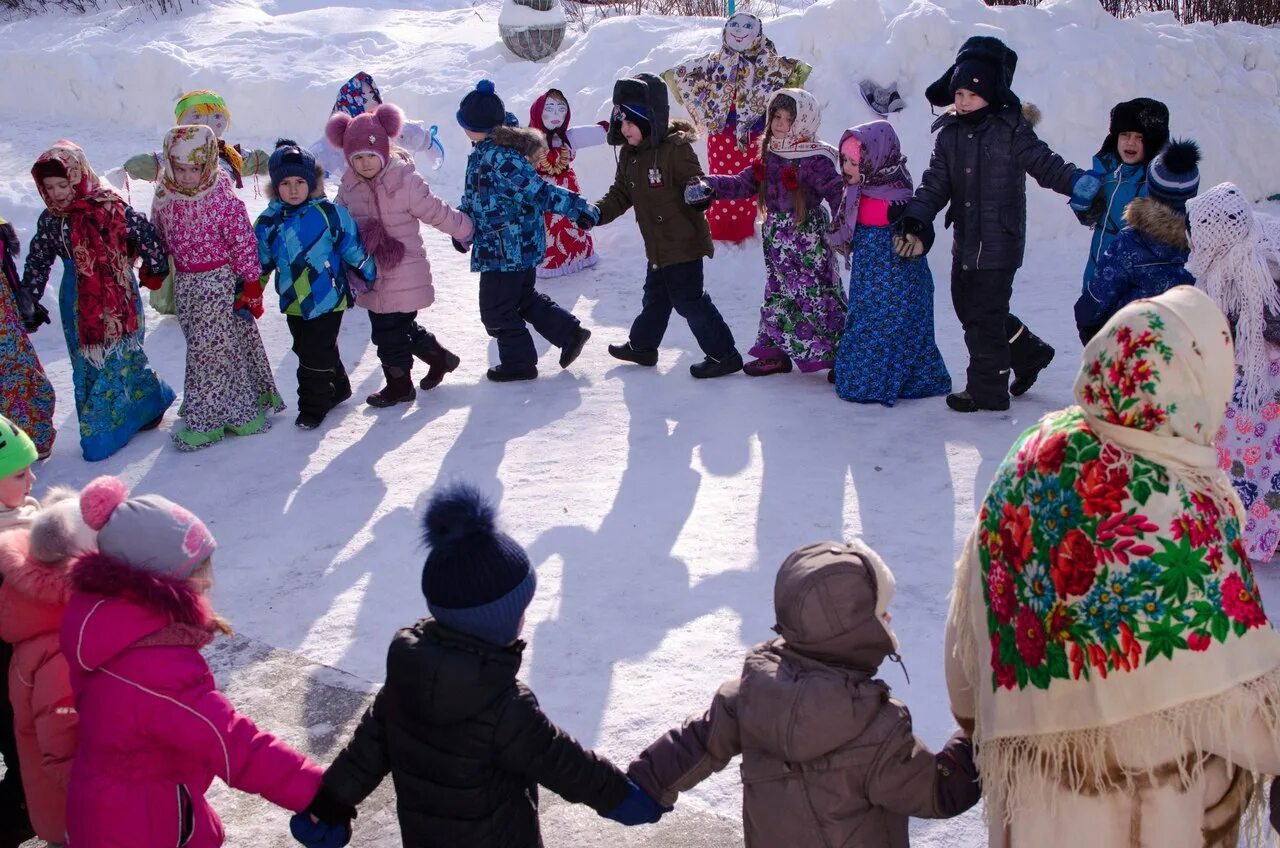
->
[456,81,597,382]
[256,140,375,429]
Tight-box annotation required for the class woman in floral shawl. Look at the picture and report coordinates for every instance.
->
[944,286,1280,847]
[663,13,810,243]
[21,141,175,462]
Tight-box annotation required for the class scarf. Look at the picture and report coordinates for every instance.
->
[764,88,838,166]
[831,120,913,245]
[32,141,139,365]
[670,14,803,147]
[1187,182,1280,416]
[332,72,382,118]
[152,125,221,215]
[947,286,1280,837]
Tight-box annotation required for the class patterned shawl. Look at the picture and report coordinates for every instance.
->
[32,141,140,364]
[831,120,913,245]
[764,88,837,166]
[153,125,221,213]
[947,286,1280,831]
[670,14,803,146]
[332,72,382,117]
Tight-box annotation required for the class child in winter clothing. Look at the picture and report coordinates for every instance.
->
[689,88,846,377]
[62,476,327,847]
[898,36,1088,412]
[830,121,952,405]
[328,103,472,404]
[309,73,445,181]
[456,80,596,382]
[1073,140,1200,342]
[0,486,94,847]
[151,125,284,451]
[1073,98,1171,312]
[256,140,376,430]
[627,540,980,846]
[596,73,743,379]
[303,482,664,847]
[0,214,55,460]
[529,88,608,277]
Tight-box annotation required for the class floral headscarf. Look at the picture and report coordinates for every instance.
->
[31,141,140,364]
[830,120,913,245]
[332,72,382,118]
[946,286,1280,829]
[154,125,221,208]
[764,88,837,165]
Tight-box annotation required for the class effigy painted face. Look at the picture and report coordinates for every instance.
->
[723,13,762,53]
[542,96,569,131]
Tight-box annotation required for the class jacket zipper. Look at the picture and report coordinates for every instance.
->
[1094,163,1124,264]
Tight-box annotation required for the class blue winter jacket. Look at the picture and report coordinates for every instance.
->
[1081,153,1149,288]
[255,196,375,320]
[1074,197,1192,336]
[459,126,594,273]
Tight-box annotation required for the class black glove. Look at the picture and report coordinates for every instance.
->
[892,216,933,260]
[305,783,358,827]
[16,287,50,332]
[451,237,469,254]
[0,223,18,259]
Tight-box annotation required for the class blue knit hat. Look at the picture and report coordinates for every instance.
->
[457,80,507,133]
[267,139,317,195]
[1147,139,1201,210]
[421,482,535,647]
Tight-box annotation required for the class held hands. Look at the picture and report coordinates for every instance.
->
[15,287,50,333]
[1069,170,1104,214]
[683,178,715,208]
[138,269,167,291]
[290,784,357,848]
[233,279,265,321]
[892,217,928,260]
[602,779,671,827]
[574,204,601,231]
[451,237,471,254]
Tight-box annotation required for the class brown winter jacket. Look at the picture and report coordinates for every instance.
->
[628,542,980,848]
[595,120,714,270]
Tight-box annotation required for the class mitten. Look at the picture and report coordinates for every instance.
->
[289,813,351,848]
[1074,193,1105,228]
[305,784,358,827]
[596,120,610,131]
[1069,171,1103,213]
[123,152,161,182]
[892,216,929,260]
[452,237,470,254]
[242,148,271,177]
[683,178,715,207]
[601,779,669,826]
[139,269,167,291]
[0,222,19,258]
[15,287,50,332]
[232,279,265,320]
[573,204,600,231]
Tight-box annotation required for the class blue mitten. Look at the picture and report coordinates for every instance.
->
[602,779,669,826]
[574,203,600,231]
[684,178,715,207]
[290,813,351,848]
[1069,171,1103,213]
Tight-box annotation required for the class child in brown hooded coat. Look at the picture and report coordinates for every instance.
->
[627,540,980,847]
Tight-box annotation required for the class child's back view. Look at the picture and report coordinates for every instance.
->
[627,541,979,847]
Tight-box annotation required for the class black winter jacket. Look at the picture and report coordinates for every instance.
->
[902,104,1080,272]
[322,619,630,848]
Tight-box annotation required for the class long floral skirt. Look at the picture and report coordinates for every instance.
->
[0,272,55,456]
[750,209,847,371]
[706,129,759,243]
[173,266,283,451]
[834,225,952,405]
[538,166,598,278]
[58,262,174,462]
[1216,348,1280,562]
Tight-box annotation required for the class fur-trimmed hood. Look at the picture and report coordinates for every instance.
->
[0,530,72,645]
[489,125,547,163]
[1125,196,1189,250]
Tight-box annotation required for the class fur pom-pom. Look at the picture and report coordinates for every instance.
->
[275,137,299,150]
[31,497,96,565]
[81,476,128,531]
[1161,138,1201,173]
[325,113,353,150]
[422,482,496,549]
[355,216,407,271]
[375,103,405,140]
[41,484,82,508]
[476,79,496,95]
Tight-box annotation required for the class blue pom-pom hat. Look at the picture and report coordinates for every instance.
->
[457,79,508,133]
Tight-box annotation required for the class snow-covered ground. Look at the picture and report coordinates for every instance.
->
[3,0,1280,843]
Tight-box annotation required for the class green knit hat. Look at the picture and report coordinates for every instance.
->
[0,416,37,478]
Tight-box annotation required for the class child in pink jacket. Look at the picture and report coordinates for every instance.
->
[60,476,328,848]
[151,125,283,451]
[0,487,93,846]
[327,103,474,407]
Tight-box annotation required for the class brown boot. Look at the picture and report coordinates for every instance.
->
[366,365,416,408]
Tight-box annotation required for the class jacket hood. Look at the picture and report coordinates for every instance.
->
[71,551,214,629]
[609,73,671,149]
[388,619,523,725]
[773,540,898,671]
[925,35,1020,109]
[490,125,548,163]
[1124,196,1190,251]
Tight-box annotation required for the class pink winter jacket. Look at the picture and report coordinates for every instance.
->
[0,530,77,843]
[60,553,323,848]
[151,170,261,280]
[335,151,473,314]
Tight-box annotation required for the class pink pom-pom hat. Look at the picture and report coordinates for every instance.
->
[326,103,404,169]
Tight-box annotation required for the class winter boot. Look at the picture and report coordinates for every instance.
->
[743,355,793,377]
[946,391,1010,413]
[1008,322,1055,397]
[366,365,416,407]
[608,342,659,366]
[487,365,538,382]
[295,410,325,430]
[331,364,352,408]
[690,350,744,379]
[559,325,592,368]
[412,331,461,391]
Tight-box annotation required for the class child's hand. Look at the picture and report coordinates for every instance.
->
[451,237,471,254]
[1069,171,1104,213]
[683,178,715,208]
[602,779,671,826]
[892,217,928,260]
[289,812,352,848]
[573,204,601,231]
[232,281,265,320]
[139,269,167,291]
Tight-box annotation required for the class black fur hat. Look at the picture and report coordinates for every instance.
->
[1097,97,1170,164]
[924,36,1020,110]
[608,73,670,149]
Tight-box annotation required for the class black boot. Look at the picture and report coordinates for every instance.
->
[296,365,336,429]
[487,365,538,382]
[690,350,744,379]
[412,331,461,391]
[366,365,416,407]
[1009,322,1055,397]
[331,364,352,408]
[608,342,659,366]
[559,326,591,368]
[947,391,1010,413]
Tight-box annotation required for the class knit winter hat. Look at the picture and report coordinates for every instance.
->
[326,103,404,170]
[0,415,37,479]
[1147,139,1201,210]
[268,139,318,193]
[421,482,535,647]
[616,102,652,139]
[80,476,216,579]
[457,80,507,133]
[950,57,1001,106]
